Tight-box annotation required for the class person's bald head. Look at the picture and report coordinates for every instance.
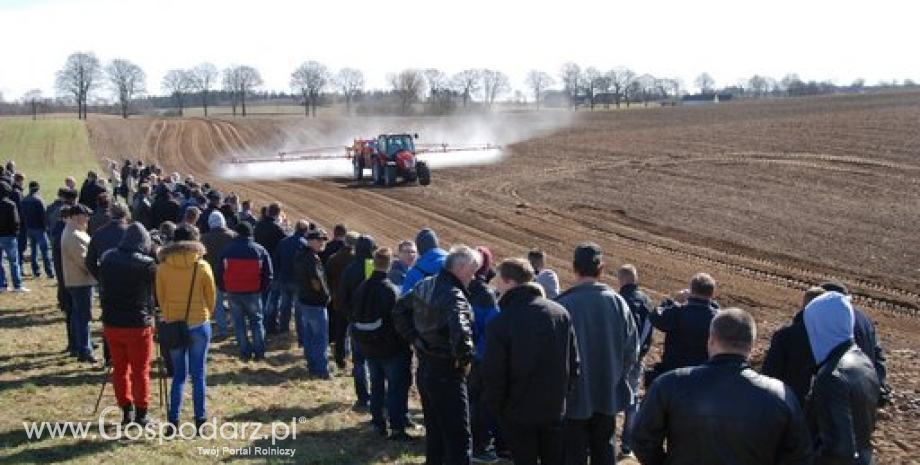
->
[708,308,756,358]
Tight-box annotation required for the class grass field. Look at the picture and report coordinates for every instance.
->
[0,117,101,194]
[0,281,430,464]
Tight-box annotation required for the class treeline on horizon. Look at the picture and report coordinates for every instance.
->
[1,51,917,119]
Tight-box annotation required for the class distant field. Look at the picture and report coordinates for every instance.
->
[0,117,100,193]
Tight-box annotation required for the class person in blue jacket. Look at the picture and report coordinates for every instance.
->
[400,228,447,296]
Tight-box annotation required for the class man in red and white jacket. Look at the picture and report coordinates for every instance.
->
[215,222,273,361]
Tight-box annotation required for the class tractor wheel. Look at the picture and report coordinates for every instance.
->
[417,162,431,186]
[353,160,363,181]
[372,162,383,185]
[385,165,398,187]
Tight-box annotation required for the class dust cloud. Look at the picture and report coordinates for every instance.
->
[217,112,576,181]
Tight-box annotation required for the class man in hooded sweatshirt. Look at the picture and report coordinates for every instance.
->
[339,234,377,409]
[99,223,158,426]
[804,291,880,465]
[401,228,447,296]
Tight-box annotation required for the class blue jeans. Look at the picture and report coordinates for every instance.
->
[27,229,54,278]
[226,292,265,359]
[621,361,643,451]
[212,289,228,337]
[262,282,282,333]
[367,351,412,431]
[352,333,369,404]
[276,282,298,335]
[0,235,23,289]
[169,322,211,422]
[67,286,94,357]
[299,304,329,375]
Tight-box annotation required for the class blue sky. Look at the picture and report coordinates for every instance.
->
[0,0,916,100]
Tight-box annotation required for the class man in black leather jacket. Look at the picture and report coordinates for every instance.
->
[632,308,812,465]
[98,223,158,427]
[804,291,880,465]
[394,245,479,465]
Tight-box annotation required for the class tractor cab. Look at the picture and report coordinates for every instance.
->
[378,134,417,159]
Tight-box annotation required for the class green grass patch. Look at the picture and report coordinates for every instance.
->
[0,116,100,194]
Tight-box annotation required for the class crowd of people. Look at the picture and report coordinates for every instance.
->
[0,158,892,465]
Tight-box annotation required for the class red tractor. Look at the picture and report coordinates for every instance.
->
[350,133,431,187]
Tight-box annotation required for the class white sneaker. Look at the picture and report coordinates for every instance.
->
[13,287,30,293]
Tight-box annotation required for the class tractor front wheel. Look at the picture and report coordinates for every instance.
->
[417,162,431,186]
[353,159,364,181]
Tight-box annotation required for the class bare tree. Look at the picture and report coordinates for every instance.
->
[480,69,510,108]
[695,72,716,94]
[451,69,481,107]
[162,69,192,116]
[620,69,637,107]
[105,59,145,119]
[583,67,604,110]
[222,65,262,117]
[560,62,582,109]
[424,68,450,112]
[190,63,219,116]
[525,70,554,110]
[55,52,102,119]
[22,89,43,120]
[606,67,631,108]
[334,67,364,115]
[291,61,330,117]
[388,69,426,114]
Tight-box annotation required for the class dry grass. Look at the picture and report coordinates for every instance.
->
[0,279,429,464]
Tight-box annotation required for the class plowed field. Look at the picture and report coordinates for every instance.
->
[86,92,920,464]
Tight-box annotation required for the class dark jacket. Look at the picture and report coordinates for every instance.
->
[806,342,879,465]
[388,260,410,287]
[338,236,375,322]
[620,283,654,358]
[98,224,157,328]
[85,221,128,280]
[253,217,286,258]
[351,270,410,359]
[0,196,19,236]
[556,281,638,419]
[852,307,889,400]
[215,236,273,293]
[482,283,579,426]
[394,269,475,364]
[78,179,105,210]
[469,277,499,362]
[762,311,815,406]
[87,207,111,236]
[633,354,813,465]
[132,196,153,230]
[46,199,65,231]
[294,242,330,306]
[326,244,356,312]
[201,226,237,278]
[20,193,47,230]
[274,232,305,284]
[151,195,180,228]
[649,296,719,373]
[320,238,345,265]
[0,183,19,236]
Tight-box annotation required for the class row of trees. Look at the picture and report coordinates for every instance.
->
[31,51,919,119]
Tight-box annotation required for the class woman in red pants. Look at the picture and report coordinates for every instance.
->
[97,223,158,425]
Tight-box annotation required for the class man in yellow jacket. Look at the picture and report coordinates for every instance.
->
[61,204,98,364]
